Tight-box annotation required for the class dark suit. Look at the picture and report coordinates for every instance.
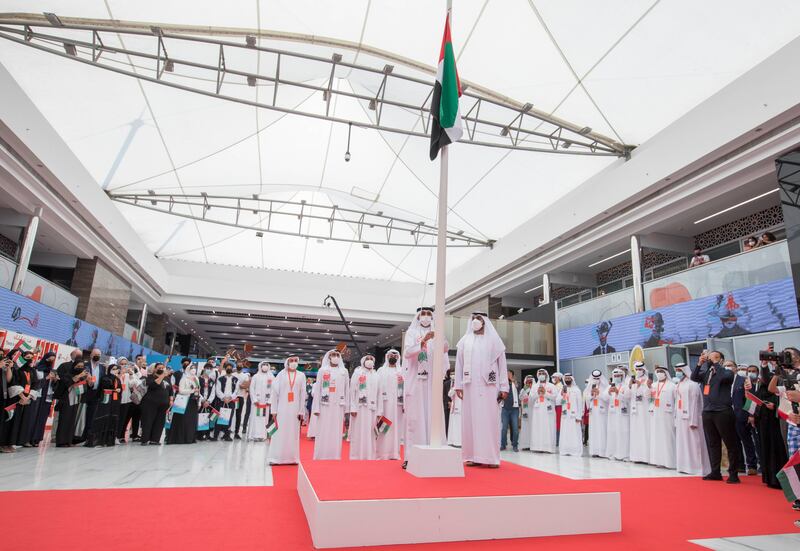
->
[82,361,106,442]
[731,374,759,470]
[592,344,616,356]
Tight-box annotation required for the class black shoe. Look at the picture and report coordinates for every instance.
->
[401,461,408,470]
[209,437,218,442]
[132,436,141,441]
[140,442,148,446]
[702,473,723,481]
[726,475,741,484]
[792,500,800,511]
[234,434,242,440]
[222,435,233,442]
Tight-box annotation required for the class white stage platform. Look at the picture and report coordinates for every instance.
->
[297,462,621,548]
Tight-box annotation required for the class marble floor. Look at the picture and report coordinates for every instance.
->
[690,533,800,550]
[0,437,273,491]
[500,447,695,479]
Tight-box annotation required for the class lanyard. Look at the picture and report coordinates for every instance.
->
[23,371,31,394]
[287,370,297,393]
[113,379,120,400]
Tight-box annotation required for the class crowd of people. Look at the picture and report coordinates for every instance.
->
[1,307,799,516]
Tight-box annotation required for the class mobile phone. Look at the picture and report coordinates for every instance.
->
[647,373,654,382]
[768,341,774,352]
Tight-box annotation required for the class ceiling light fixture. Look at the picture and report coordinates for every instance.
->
[524,284,543,294]
[588,249,629,268]
[693,189,779,225]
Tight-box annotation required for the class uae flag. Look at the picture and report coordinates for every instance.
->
[14,341,34,368]
[255,403,268,417]
[429,15,463,161]
[777,449,800,503]
[266,419,278,438]
[374,416,393,436]
[777,408,799,427]
[742,391,763,415]
[4,403,16,421]
[209,408,220,425]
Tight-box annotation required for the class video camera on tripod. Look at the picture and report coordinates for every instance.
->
[759,348,799,413]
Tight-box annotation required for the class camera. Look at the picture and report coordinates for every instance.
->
[761,349,799,391]
[758,350,792,366]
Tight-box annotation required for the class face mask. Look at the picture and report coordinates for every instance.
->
[736,370,746,377]
[364,360,375,369]
[537,375,546,382]
[92,355,100,362]
[288,362,298,371]
[388,357,398,366]
[419,315,432,327]
[613,375,623,383]
[330,356,340,366]
[471,319,483,332]
[156,368,164,375]
[636,370,645,378]
[189,368,197,376]
[748,372,758,380]
[260,366,270,373]
[204,369,213,377]
[656,372,667,381]
[592,378,600,384]
[225,368,232,375]
[449,374,455,380]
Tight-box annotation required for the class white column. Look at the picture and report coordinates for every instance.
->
[630,235,644,312]
[137,303,149,345]
[11,207,43,294]
[542,273,552,305]
[430,145,448,447]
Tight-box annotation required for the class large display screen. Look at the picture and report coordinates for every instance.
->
[558,277,800,360]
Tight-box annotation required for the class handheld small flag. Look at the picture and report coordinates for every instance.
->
[4,403,16,421]
[777,408,799,427]
[266,419,278,438]
[14,341,34,368]
[374,416,392,436]
[102,390,112,405]
[742,391,762,415]
[209,408,220,426]
[429,14,463,160]
[777,449,800,504]
[255,403,268,417]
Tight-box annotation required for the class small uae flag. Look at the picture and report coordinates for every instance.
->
[429,14,463,161]
[777,408,798,426]
[374,416,392,436]
[777,449,800,503]
[266,419,278,438]
[4,403,16,421]
[102,390,113,405]
[14,341,34,367]
[255,403,268,417]
[742,391,762,415]
[209,408,220,425]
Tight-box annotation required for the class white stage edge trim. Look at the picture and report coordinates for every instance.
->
[297,464,621,549]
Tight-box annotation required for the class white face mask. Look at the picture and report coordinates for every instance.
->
[636,369,645,378]
[471,318,484,332]
[287,362,298,371]
[656,371,667,381]
[364,360,375,369]
[537,374,546,382]
[736,370,747,377]
[260,365,270,373]
[189,368,197,376]
[329,356,340,366]
[613,375,623,383]
[419,315,432,327]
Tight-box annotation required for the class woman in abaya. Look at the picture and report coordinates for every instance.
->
[197,363,216,441]
[3,348,41,448]
[54,359,89,447]
[139,363,172,445]
[167,362,199,444]
[752,364,788,489]
[29,351,58,447]
[90,361,123,447]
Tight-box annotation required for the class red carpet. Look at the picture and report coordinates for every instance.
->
[2,433,798,550]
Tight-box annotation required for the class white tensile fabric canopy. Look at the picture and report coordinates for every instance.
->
[1,0,798,284]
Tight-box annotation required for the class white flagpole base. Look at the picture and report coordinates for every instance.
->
[406,444,465,478]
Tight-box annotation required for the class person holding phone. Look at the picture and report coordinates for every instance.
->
[583,369,610,458]
[690,350,741,483]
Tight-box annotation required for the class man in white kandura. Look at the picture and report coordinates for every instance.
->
[605,367,631,461]
[584,369,609,458]
[312,349,350,460]
[376,349,403,460]
[559,373,584,456]
[349,354,380,460]
[247,361,274,441]
[518,375,533,451]
[455,312,509,468]
[267,356,306,466]
[446,377,462,447]
[628,362,651,463]
[649,365,676,469]
[674,362,710,475]
[529,368,557,453]
[402,306,447,469]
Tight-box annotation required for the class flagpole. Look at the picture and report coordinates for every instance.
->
[429,0,453,449]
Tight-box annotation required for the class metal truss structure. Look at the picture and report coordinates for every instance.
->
[777,153,800,209]
[0,13,633,157]
[109,191,495,248]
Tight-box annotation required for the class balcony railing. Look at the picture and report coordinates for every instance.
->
[0,254,78,316]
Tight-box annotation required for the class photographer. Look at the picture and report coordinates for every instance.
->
[765,346,800,512]
[691,350,741,483]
